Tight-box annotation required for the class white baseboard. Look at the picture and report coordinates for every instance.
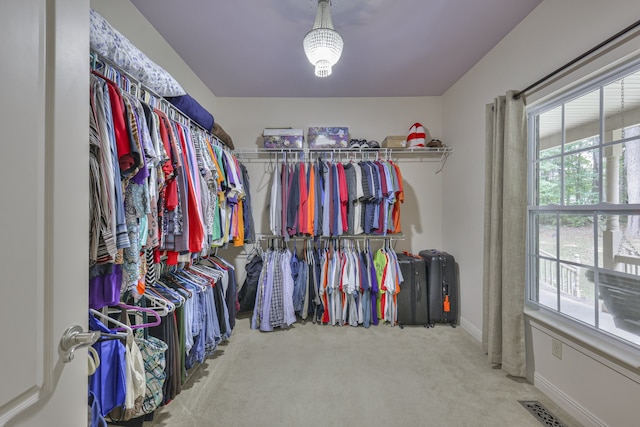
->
[459,317,482,342]
[534,372,607,427]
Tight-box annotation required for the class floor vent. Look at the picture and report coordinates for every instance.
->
[518,401,567,427]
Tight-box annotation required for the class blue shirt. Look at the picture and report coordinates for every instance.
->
[88,313,127,416]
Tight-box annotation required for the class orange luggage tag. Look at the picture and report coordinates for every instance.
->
[443,295,451,312]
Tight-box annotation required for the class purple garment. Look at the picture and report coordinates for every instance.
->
[286,165,299,236]
[331,164,340,236]
[281,164,288,238]
[89,264,122,309]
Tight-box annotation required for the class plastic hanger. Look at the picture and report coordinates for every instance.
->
[89,309,132,340]
[153,281,186,307]
[191,263,224,281]
[113,302,162,330]
[163,273,197,297]
[142,287,174,315]
[87,346,100,376]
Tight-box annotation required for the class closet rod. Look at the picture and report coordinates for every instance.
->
[256,233,404,241]
[90,50,228,151]
[513,18,640,99]
[234,147,393,155]
[91,51,189,126]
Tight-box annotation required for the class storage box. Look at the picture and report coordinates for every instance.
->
[308,127,349,149]
[262,128,304,149]
[383,136,407,148]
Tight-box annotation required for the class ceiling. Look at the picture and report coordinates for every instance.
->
[130,0,542,98]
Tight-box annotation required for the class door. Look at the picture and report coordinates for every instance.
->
[0,1,89,426]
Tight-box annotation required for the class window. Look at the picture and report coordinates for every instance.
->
[527,60,640,349]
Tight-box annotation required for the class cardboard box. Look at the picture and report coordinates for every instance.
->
[383,136,406,148]
[308,127,349,149]
[263,128,304,149]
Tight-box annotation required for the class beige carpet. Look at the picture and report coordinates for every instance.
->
[144,316,582,427]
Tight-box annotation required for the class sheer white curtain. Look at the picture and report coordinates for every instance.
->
[482,91,527,377]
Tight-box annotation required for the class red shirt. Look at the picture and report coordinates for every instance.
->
[175,125,204,253]
[105,81,136,174]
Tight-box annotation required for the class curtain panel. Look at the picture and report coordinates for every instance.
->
[482,91,527,377]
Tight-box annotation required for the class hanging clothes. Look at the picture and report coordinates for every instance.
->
[267,156,404,239]
[249,238,403,330]
[89,56,250,426]
[89,70,254,300]
[251,247,297,332]
[238,250,263,312]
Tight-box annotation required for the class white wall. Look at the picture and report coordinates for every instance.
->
[90,0,217,113]
[216,96,444,257]
[442,0,640,425]
[528,319,640,427]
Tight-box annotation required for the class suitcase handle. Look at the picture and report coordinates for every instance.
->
[441,255,450,317]
[403,251,421,259]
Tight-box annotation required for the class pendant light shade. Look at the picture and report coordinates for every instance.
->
[303,0,343,78]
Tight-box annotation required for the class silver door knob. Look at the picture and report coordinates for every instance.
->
[60,325,101,363]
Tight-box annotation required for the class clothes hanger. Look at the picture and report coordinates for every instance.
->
[113,302,162,329]
[169,275,200,298]
[89,309,132,340]
[195,259,226,277]
[87,346,100,376]
[171,268,206,284]
[245,242,259,260]
[154,280,187,307]
[138,291,171,316]
[211,253,234,268]
[176,268,213,290]
[103,306,150,333]
[189,265,222,285]
[143,286,176,314]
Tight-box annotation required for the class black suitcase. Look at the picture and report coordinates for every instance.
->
[395,253,429,328]
[419,249,458,327]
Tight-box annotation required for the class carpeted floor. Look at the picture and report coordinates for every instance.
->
[145,315,582,427]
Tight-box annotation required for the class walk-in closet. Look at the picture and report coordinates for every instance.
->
[3,1,640,426]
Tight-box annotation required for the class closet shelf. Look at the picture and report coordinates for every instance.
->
[233,146,452,163]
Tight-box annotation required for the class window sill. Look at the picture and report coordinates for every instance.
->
[524,305,640,372]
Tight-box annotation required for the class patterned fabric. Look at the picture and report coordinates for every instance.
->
[281,250,297,326]
[122,183,145,292]
[145,247,156,286]
[134,334,168,417]
[90,9,186,97]
[270,252,285,328]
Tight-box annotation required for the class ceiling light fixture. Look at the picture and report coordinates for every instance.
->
[303,0,343,78]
